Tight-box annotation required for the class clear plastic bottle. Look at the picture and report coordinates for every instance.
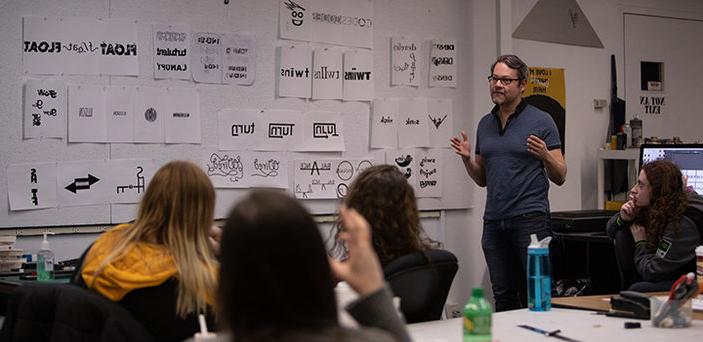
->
[463,287,492,342]
[37,232,55,281]
[623,123,632,148]
[527,234,552,311]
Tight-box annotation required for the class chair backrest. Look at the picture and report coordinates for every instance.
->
[383,249,458,323]
[0,283,154,342]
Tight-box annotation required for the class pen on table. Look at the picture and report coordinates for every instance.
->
[517,324,581,342]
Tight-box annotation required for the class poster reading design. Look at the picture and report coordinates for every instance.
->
[429,39,456,88]
[391,37,420,87]
[153,23,191,80]
[24,79,66,139]
[22,16,138,76]
[523,67,566,152]
[279,0,373,49]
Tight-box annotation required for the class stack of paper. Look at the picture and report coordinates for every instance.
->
[0,235,24,272]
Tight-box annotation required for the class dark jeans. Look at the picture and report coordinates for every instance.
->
[612,229,675,292]
[482,212,552,312]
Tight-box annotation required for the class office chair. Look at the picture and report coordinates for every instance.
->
[383,249,458,323]
[0,283,154,342]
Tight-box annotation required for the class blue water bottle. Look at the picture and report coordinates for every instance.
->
[527,234,552,311]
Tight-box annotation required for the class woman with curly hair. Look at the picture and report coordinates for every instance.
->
[331,164,438,266]
[607,160,703,291]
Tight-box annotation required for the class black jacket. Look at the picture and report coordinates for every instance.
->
[0,283,155,342]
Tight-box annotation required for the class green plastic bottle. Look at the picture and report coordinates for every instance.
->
[463,287,492,342]
[37,232,55,281]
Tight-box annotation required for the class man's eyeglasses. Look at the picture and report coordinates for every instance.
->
[487,76,521,86]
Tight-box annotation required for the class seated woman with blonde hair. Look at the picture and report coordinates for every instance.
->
[74,161,219,341]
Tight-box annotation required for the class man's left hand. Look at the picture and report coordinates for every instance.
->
[526,135,548,160]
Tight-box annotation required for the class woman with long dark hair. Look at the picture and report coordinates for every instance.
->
[607,160,702,291]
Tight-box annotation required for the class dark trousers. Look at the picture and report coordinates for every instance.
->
[482,212,552,312]
[612,229,675,292]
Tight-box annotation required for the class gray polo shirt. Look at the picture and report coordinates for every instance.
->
[475,101,562,220]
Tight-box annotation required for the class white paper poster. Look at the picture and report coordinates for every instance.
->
[370,98,399,148]
[164,88,201,143]
[106,86,135,143]
[7,162,58,210]
[398,99,430,147]
[294,158,374,199]
[416,149,442,198]
[391,37,420,87]
[133,86,166,143]
[100,18,139,76]
[204,150,289,189]
[343,49,374,101]
[387,149,418,192]
[24,79,66,139]
[258,110,304,151]
[57,160,109,207]
[22,16,139,76]
[312,48,343,100]
[153,23,191,80]
[279,45,312,98]
[300,111,345,151]
[427,98,453,148]
[279,0,373,49]
[107,159,156,204]
[192,32,223,84]
[68,85,107,143]
[218,109,262,150]
[222,34,256,85]
[429,39,457,88]
[294,159,337,199]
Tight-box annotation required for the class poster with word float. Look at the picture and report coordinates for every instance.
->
[192,32,223,84]
[416,149,442,198]
[279,45,312,98]
[68,85,107,143]
[204,150,289,189]
[57,160,109,207]
[106,86,135,143]
[153,23,191,80]
[427,98,453,148]
[299,111,345,152]
[222,34,256,85]
[133,86,166,143]
[218,109,263,150]
[7,162,58,211]
[164,88,201,144]
[312,48,343,99]
[370,98,399,148]
[343,49,373,101]
[22,16,138,76]
[391,37,420,87]
[258,110,304,151]
[387,149,418,193]
[23,79,66,139]
[429,39,457,88]
[398,98,430,147]
[107,159,156,204]
[279,0,373,49]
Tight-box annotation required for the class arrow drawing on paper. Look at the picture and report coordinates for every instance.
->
[65,174,100,193]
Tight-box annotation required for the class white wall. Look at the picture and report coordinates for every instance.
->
[9,0,703,312]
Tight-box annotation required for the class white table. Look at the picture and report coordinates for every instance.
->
[407,308,703,342]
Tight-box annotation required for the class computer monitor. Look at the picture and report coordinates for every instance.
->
[639,143,703,194]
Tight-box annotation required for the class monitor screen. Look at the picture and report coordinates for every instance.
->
[639,144,703,194]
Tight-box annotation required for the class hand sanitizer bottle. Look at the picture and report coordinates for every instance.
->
[37,232,55,281]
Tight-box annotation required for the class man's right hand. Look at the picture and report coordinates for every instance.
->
[450,130,471,159]
[620,200,639,222]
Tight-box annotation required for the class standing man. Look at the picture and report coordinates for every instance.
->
[450,55,566,311]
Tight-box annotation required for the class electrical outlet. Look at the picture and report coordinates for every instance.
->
[445,303,462,318]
